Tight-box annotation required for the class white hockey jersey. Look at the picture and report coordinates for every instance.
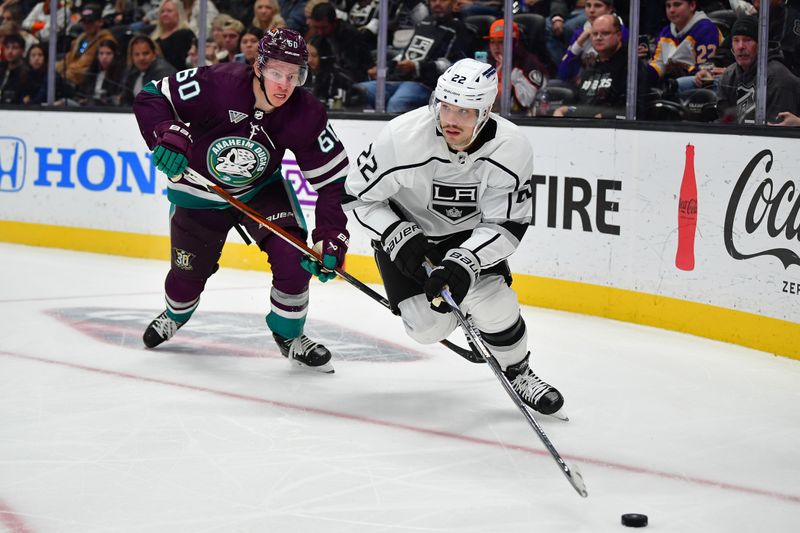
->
[344,106,533,268]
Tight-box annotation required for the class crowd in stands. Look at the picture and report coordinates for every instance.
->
[0,0,798,124]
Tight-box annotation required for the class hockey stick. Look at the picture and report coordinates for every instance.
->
[180,166,481,363]
[425,266,588,497]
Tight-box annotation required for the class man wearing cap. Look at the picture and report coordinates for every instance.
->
[717,14,800,124]
[55,4,116,87]
[485,19,550,114]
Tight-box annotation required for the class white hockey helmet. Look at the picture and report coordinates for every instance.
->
[430,58,498,145]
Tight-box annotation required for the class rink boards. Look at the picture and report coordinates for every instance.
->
[0,109,797,359]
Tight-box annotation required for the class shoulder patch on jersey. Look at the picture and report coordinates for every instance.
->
[207,136,270,186]
[429,180,481,224]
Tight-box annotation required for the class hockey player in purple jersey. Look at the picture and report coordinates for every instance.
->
[133,28,349,373]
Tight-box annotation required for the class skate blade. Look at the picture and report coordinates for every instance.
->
[289,358,335,374]
[526,406,569,422]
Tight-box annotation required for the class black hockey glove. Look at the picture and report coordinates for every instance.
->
[424,248,480,313]
[381,221,442,285]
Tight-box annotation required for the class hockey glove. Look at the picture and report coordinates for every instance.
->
[424,248,480,313]
[301,227,349,282]
[381,221,443,285]
[152,120,193,179]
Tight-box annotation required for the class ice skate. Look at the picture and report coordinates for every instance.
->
[143,310,186,348]
[504,354,564,415]
[273,333,334,373]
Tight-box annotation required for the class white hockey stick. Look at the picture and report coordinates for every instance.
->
[425,265,588,498]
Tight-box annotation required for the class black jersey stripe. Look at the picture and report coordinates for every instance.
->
[353,210,384,240]
[471,234,501,256]
[357,157,451,198]
[475,157,521,191]
[501,220,528,241]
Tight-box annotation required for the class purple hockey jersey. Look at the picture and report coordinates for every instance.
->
[133,62,349,231]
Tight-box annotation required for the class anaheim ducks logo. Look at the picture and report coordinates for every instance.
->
[207,136,269,186]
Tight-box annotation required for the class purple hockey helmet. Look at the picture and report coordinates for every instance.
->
[256,28,309,86]
[258,28,308,68]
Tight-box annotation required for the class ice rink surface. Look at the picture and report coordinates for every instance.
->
[1,243,798,532]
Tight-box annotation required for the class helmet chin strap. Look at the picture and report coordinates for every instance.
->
[256,71,276,108]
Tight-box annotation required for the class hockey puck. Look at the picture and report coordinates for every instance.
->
[621,514,648,527]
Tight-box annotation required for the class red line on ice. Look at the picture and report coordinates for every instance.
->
[2,350,798,505]
[0,498,34,533]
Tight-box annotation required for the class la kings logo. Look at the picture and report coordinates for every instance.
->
[406,35,434,60]
[429,181,480,224]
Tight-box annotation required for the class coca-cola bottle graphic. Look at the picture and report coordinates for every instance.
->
[676,143,698,271]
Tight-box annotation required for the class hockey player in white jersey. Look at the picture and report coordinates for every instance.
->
[344,58,564,415]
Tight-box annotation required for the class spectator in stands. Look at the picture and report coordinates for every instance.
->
[644,0,722,93]
[303,33,361,107]
[307,2,371,82]
[252,0,287,32]
[486,19,550,115]
[210,13,234,52]
[729,0,757,15]
[544,0,589,67]
[21,1,68,42]
[152,0,196,71]
[77,38,126,106]
[218,18,244,62]
[772,110,800,125]
[355,0,476,112]
[21,42,43,103]
[56,4,116,87]
[344,0,377,48]
[388,0,430,53]
[234,26,263,64]
[453,0,502,19]
[552,14,645,118]
[180,0,218,35]
[20,41,71,104]
[0,32,30,104]
[281,0,309,33]
[1,7,36,52]
[717,15,800,123]
[782,0,800,77]
[185,36,221,67]
[557,0,626,82]
[120,34,176,105]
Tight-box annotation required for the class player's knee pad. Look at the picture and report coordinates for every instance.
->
[479,314,528,369]
[398,294,456,344]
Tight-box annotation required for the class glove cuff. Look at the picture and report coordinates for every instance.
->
[381,221,422,262]
[312,226,349,246]
[443,248,480,288]
[154,120,193,152]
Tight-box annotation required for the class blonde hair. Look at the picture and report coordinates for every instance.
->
[221,19,245,36]
[151,0,191,40]
[252,0,286,31]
